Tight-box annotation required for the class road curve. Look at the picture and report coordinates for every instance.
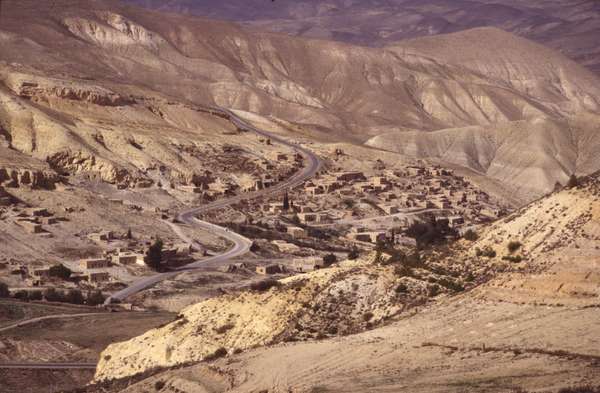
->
[105,108,322,304]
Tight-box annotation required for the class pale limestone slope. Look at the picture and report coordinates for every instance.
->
[93,256,417,381]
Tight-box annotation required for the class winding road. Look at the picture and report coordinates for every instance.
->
[1,108,321,371]
[105,108,322,304]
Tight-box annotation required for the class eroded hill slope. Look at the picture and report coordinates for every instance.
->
[1,0,600,200]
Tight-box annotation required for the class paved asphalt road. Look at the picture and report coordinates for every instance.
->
[105,107,322,304]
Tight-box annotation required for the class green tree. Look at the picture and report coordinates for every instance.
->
[43,287,62,302]
[65,289,85,305]
[282,191,290,211]
[86,290,105,306]
[0,281,9,298]
[49,264,72,280]
[322,253,337,267]
[145,238,164,270]
[127,228,133,239]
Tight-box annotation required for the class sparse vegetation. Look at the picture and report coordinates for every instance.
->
[567,174,579,188]
[502,255,523,263]
[476,246,497,258]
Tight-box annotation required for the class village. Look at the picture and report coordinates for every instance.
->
[0,144,508,306]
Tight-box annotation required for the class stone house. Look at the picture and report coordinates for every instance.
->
[256,264,282,275]
[87,271,110,283]
[287,226,305,238]
[80,258,110,270]
[17,219,43,234]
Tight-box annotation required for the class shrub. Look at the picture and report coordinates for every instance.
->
[463,229,478,241]
[154,380,165,391]
[567,174,579,189]
[214,323,235,334]
[86,290,105,306]
[395,283,408,293]
[348,247,360,260]
[363,312,374,322]
[322,253,337,267]
[507,241,522,254]
[250,279,280,292]
[502,255,523,263]
[0,281,9,298]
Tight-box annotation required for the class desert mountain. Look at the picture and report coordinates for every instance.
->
[92,172,600,392]
[0,0,599,202]
[126,0,600,75]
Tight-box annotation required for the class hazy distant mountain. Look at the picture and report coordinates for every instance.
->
[125,0,600,75]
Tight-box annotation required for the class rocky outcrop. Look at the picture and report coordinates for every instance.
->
[5,75,133,107]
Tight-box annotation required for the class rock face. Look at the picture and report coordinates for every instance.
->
[4,73,133,107]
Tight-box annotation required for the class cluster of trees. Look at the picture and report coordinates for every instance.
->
[9,287,105,305]
[322,253,337,267]
[405,217,457,247]
[145,238,164,271]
